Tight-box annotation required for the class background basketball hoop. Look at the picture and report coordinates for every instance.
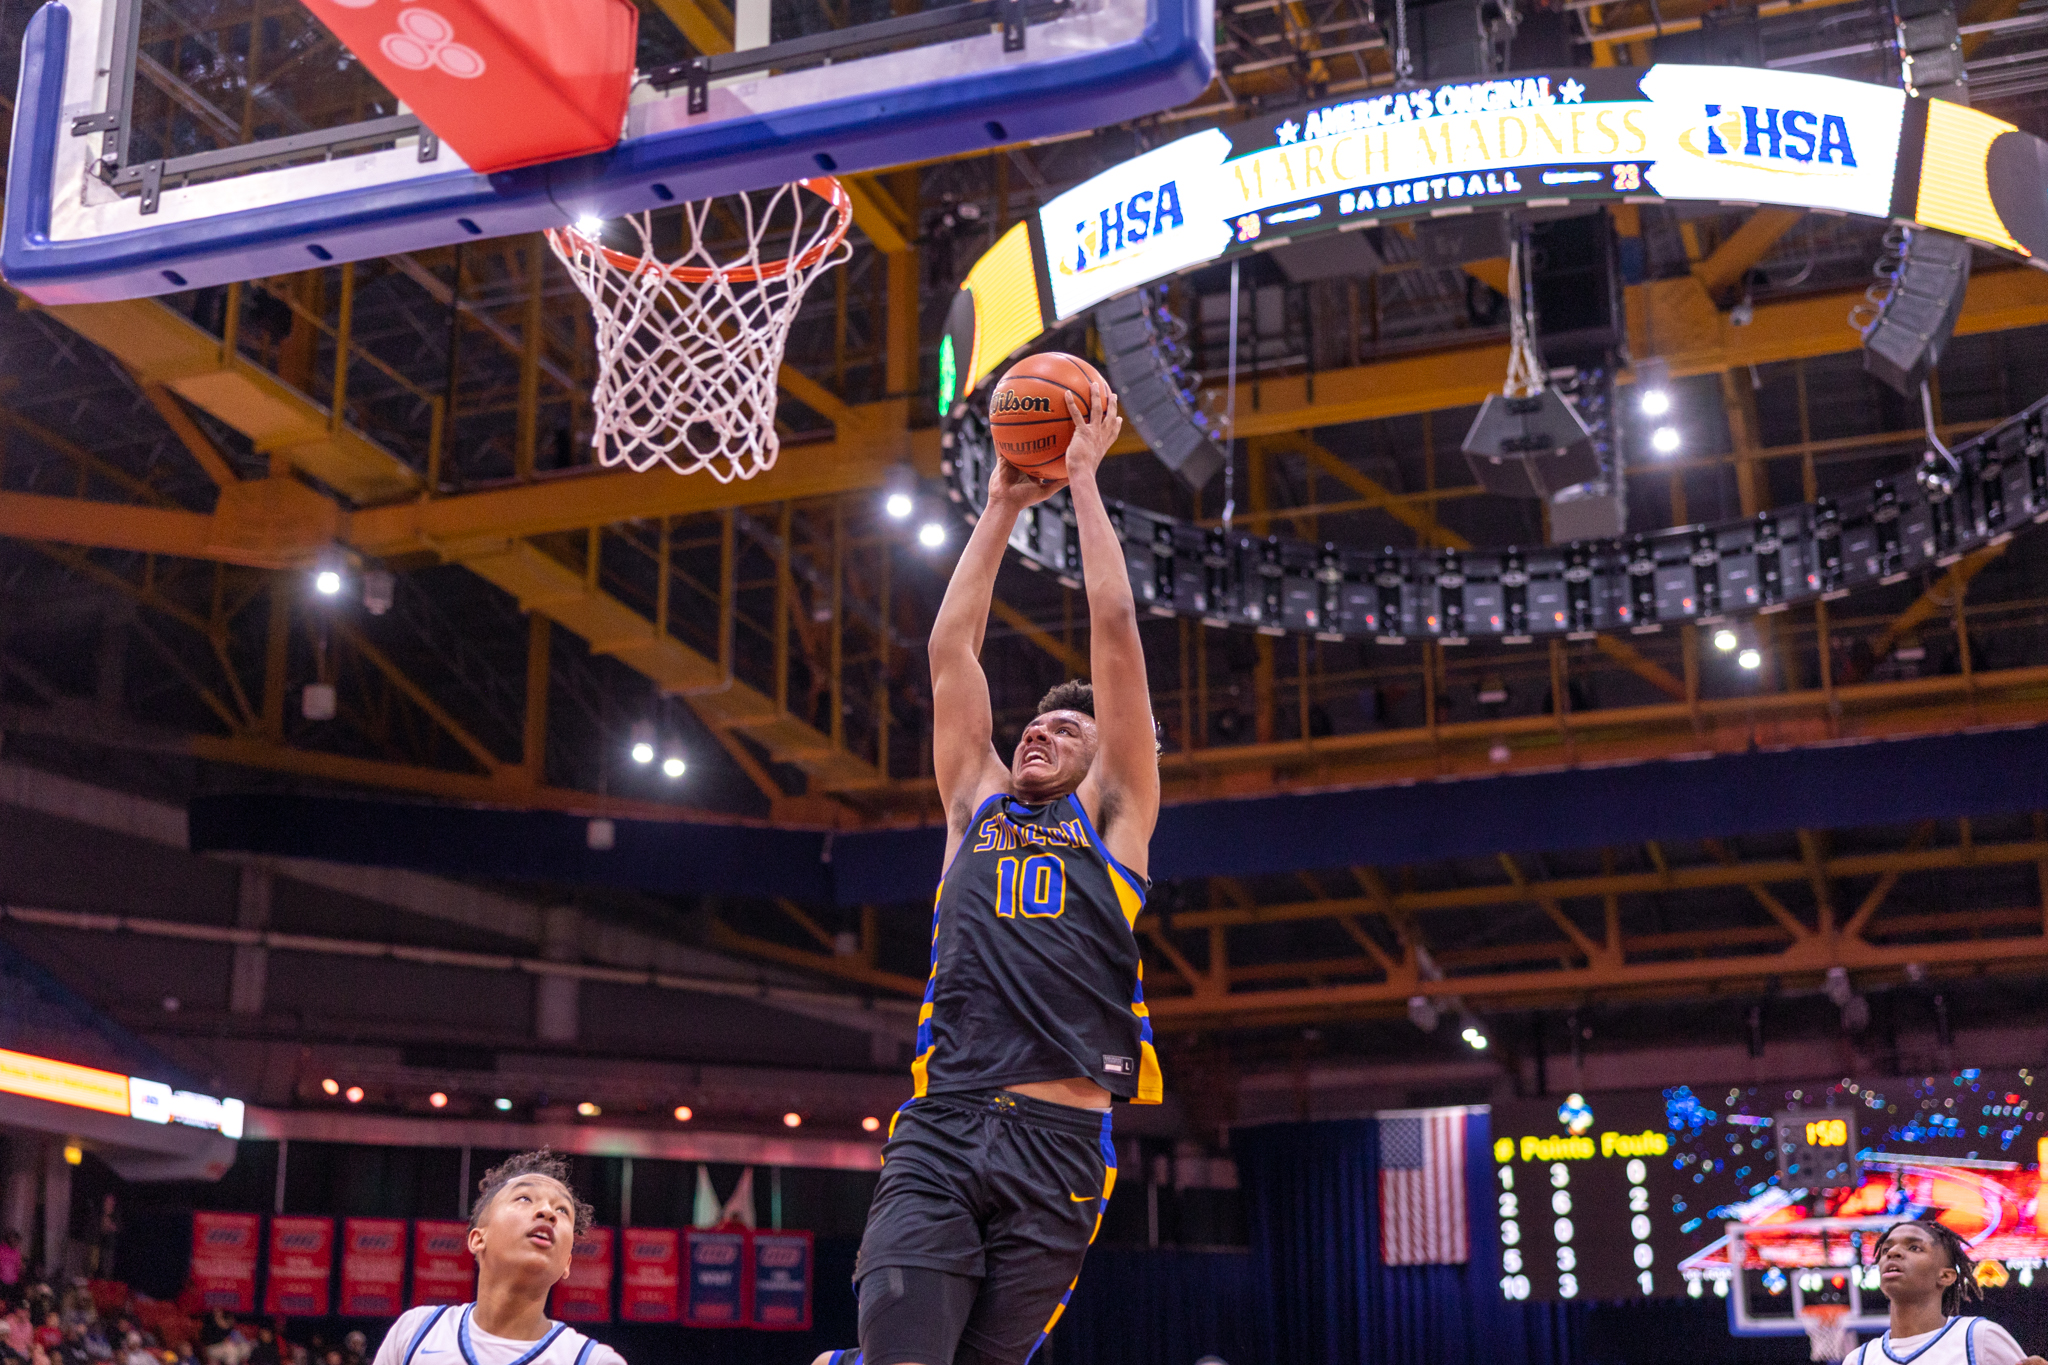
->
[1799,1303,1854,1363]
[547,178,854,482]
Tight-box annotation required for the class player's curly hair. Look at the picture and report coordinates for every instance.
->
[1036,680,1164,755]
[1037,680,1095,717]
[1876,1219,1980,1316]
[469,1148,593,1236]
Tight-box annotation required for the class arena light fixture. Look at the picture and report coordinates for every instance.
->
[1713,628,1739,652]
[1738,647,1762,670]
[321,1078,340,1096]
[577,1101,601,1117]
[885,492,914,520]
[428,1092,448,1109]
[1650,426,1681,455]
[661,755,686,779]
[1407,995,1440,1033]
[494,1097,513,1111]
[1460,1024,1489,1050]
[313,568,343,597]
[629,720,656,765]
[674,1105,694,1122]
[63,1144,82,1166]
[918,521,947,549]
[345,1086,364,1104]
[576,214,604,236]
[782,1111,803,1128]
[1639,389,1672,418]
[862,1116,881,1133]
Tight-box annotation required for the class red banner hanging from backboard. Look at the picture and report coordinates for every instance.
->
[189,1212,260,1313]
[339,1218,408,1316]
[410,1220,476,1307]
[548,1227,613,1322]
[263,1216,333,1316]
[618,1228,680,1322]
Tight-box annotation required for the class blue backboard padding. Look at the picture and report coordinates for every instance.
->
[4,0,1214,302]
[189,724,2048,907]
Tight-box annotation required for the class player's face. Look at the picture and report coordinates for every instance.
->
[1876,1224,1955,1304]
[1012,709,1098,797]
[467,1176,577,1285]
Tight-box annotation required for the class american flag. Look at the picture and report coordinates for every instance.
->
[1377,1107,1470,1265]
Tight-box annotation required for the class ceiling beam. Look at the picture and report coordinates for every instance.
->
[1692,208,1806,302]
[1214,269,2048,436]
[1841,544,2006,683]
[1144,832,2048,932]
[989,596,1089,676]
[1147,925,2048,1026]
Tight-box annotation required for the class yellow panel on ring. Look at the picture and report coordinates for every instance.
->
[962,221,1046,393]
[1916,100,2029,256]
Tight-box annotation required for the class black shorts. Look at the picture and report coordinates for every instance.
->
[853,1089,1116,1365]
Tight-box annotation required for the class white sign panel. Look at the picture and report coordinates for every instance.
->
[1638,66,1904,217]
[1040,129,1234,320]
[1031,66,1907,320]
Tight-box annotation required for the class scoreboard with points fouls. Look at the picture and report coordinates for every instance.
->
[1490,1071,2048,1312]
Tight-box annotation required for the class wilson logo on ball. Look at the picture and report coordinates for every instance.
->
[992,391,1054,415]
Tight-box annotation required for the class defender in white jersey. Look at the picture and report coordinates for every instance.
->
[1843,1220,2045,1365]
[372,1151,625,1365]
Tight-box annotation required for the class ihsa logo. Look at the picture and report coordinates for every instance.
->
[1064,180,1187,276]
[1691,103,1857,171]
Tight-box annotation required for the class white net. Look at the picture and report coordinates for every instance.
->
[1802,1307,1854,1363]
[546,178,853,481]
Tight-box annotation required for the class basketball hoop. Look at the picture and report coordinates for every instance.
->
[1800,1304,1855,1362]
[546,178,854,481]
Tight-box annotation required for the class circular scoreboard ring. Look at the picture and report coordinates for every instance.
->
[935,64,2048,644]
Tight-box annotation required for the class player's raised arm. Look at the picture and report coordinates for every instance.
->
[1062,382,1160,868]
[929,460,1067,833]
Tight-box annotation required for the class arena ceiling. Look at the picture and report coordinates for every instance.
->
[4,0,2048,1078]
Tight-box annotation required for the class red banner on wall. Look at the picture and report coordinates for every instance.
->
[683,1229,750,1327]
[339,1218,408,1317]
[618,1228,680,1322]
[749,1231,813,1331]
[411,1220,476,1307]
[264,1216,334,1316]
[189,1212,261,1313]
[548,1227,613,1323]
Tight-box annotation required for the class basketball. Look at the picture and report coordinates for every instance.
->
[987,351,1107,481]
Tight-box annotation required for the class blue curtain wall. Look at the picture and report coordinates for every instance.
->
[1050,1246,1259,1365]
[1232,1113,1580,1365]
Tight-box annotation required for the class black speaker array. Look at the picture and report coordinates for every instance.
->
[1861,227,1972,397]
[1095,287,1228,491]
[939,385,2048,646]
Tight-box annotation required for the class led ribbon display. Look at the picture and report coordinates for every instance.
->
[941,64,2048,401]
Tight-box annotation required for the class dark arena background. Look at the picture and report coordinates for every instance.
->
[5,0,2048,1363]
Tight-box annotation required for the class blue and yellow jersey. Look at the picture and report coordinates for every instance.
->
[912,793,1162,1104]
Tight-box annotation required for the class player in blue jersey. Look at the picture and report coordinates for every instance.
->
[1839,1220,2045,1365]
[373,1151,624,1365]
[815,378,1161,1365]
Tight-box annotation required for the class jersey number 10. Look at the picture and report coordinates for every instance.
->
[994,854,1068,919]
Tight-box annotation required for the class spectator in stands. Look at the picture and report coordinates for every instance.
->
[241,1326,276,1365]
[120,1332,153,1365]
[37,1313,62,1349]
[54,1323,88,1365]
[0,1235,22,1291]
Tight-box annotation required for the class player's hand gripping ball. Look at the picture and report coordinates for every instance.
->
[988,352,1107,483]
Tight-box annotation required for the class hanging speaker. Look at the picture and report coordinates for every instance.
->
[1461,389,1601,497]
[1096,290,1227,490]
[1861,229,1972,397]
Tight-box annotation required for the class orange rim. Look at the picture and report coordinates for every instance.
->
[547,177,854,284]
